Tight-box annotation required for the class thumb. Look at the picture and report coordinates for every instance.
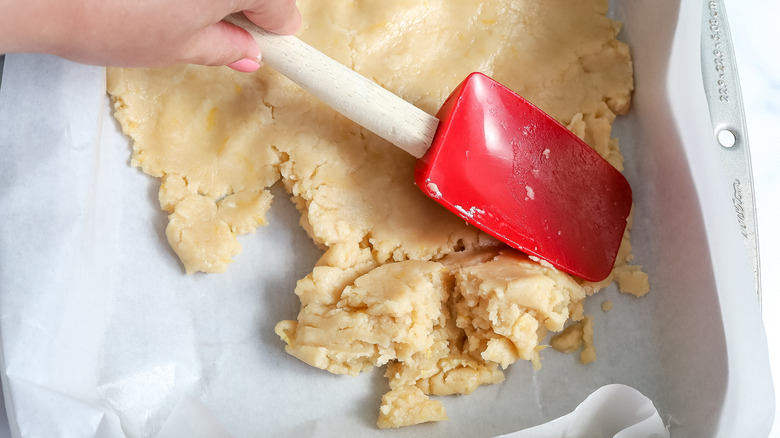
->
[178,21,260,68]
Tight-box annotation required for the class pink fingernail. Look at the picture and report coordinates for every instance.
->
[227,58,261,73]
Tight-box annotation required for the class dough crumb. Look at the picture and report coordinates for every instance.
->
[616,265,650,297]
[550,316,596,364]
[580,316,597,364]
[377,386,447,429]
[569,300,585,322]
[549,323,584,354]
[601,300,613,312]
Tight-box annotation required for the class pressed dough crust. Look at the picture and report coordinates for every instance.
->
[107,0,648,428]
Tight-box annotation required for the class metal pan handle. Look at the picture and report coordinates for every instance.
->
[700,0,761,303]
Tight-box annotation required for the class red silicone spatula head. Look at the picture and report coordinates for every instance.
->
[415,72,632,282]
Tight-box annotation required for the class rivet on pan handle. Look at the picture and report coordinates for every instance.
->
[700,0,761,304]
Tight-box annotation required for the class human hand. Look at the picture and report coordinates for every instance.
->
[0,0,301,72]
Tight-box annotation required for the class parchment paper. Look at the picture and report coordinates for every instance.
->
[0,0,773,437]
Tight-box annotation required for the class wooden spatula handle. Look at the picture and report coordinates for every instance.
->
[224,13,439,159]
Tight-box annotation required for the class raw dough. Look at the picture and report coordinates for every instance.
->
[107,0,648,428]
[550,316,597,364]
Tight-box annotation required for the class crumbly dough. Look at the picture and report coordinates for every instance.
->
[550,316,596,364]
[107,0,648,428]
[580,317,597,364]
[550,322,586,354]
[378,386,448,429]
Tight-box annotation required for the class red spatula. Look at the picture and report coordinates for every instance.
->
[226,14,632,282]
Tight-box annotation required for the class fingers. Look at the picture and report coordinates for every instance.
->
[179,20,261,69]
[241,0,302,35]
[226,58,262,72]
[174,0,301,71]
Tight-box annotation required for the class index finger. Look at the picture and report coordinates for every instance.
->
[239,0,301,35]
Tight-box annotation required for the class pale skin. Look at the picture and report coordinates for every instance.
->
[0,0,301,72]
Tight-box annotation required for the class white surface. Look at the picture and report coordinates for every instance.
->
[0,0,777,437]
